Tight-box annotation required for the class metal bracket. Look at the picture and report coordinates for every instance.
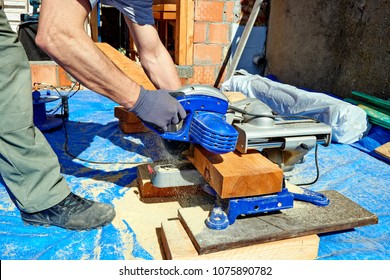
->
[205,182,330,230]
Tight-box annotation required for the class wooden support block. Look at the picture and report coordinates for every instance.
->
[137,164,203,200]
[114,106,149,133]
[374,142,390,160]
[161,219,319,260]
[188,146,283,199]
[114,106,140,123]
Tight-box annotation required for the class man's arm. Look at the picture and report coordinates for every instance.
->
[36,0,140,109]
[36,0,186,131]
[125,18,182,91]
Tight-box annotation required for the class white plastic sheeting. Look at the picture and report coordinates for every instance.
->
[221,70,369,144]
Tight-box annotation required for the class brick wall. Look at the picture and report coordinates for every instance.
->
[183,0,267,87]
[185,0,239,87]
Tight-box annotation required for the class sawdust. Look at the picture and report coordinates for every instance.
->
[111,180,182,260]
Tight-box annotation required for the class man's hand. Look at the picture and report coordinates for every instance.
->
[129,86,186,132]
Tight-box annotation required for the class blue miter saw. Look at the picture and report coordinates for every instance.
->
[148,85,332,230]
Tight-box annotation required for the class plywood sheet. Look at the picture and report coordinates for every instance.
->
[374,142,390,159]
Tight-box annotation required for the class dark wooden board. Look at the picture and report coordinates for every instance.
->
[178,190,378,255]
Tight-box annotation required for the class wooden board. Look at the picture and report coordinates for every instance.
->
[95,42,156,90]
[114,106,141,124]
[178,190,378,255]
[161,220,319,260]
[187,146,283,199]
[114,106,149,133]
[176,0,194,65]
[374,142,390,160]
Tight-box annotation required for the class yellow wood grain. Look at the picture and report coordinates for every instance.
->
[374,142,390,159]
[188,147,283,199]
[95,42,156,90]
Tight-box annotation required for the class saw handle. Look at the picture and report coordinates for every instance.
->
[155,94,229,141]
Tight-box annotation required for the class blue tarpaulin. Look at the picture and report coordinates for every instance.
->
[0,90,389,260]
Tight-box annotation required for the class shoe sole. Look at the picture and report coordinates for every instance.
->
[22,213,115,231]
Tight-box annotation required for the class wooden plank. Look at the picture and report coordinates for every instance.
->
[95,42,156,90]
[119,121,150,134]
[178,190,378,255]
[90,4,99,42]
[114,106,141,124]
[153,3,177,12]
[374,142,390,160]
[161,220,319,260]
[176,0,194,65]
[187,146,283,199]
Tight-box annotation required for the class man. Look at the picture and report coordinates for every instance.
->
[36,0,185,131]
[0,0,185,230]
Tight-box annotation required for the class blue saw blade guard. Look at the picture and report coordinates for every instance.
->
[156,94,238,154]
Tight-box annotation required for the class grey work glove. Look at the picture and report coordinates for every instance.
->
[130,86,186,132]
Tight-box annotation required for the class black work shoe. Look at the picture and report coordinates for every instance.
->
[20,192,116,230]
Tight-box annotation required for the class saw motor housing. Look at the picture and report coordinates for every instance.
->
[227,98,332,171]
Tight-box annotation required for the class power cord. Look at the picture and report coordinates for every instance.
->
[38,83,151,165]
[295,144,320,186]
[61,118,150,165]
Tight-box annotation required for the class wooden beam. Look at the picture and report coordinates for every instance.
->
[176,0,194,65]
[90,5,99,42]
[188,146,283,198]
[95,42,156,90]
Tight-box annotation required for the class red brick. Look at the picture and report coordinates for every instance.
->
[208,23,229,44]
[194,44,223,65]
[225,1,238,22]
[58,66,73,87]
[195,1,224,22]
[188,65,219,85]
[194,22,208,43]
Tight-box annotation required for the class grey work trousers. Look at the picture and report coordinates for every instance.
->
[0,8,69,213]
